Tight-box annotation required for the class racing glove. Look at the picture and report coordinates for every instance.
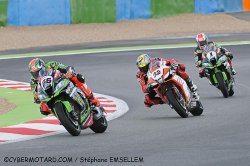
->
[66,66,76,79]
[33,93,41,104]
[170,63,179,70]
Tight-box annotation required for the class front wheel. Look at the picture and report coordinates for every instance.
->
[215,72,229,98]
[54,102,81,136]
[90,115,108,133]
[166,89,189,118]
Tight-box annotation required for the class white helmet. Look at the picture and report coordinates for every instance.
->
[196,33,208,49]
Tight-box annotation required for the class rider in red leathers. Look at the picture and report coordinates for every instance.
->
[136,54,198,108]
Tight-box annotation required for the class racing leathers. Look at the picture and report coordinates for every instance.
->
[30,61,100,115]
[136,57,198,108]
[194,41,236,77]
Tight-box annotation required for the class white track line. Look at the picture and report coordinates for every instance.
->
[0,132,35,141]
[9,123,65,131]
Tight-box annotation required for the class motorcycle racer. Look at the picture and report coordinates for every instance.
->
[194,33,236,78]
[28,58,100,115]
[136,54,198,108]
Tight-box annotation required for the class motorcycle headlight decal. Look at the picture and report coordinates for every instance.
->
[66,82,74,94]
[203,62,212,67]
[164,70,172,80]
[54,80,65,93]
[218,55,227,64]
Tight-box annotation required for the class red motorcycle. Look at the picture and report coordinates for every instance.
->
[147,60,203,118]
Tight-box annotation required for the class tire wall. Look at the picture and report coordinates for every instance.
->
[243,0,250,11]
[71,0,116,23]
[116,0,150,21]
[151,0,194,18]
[194,0,243,13]
[7,0,70,26]
[0,0,8,26]
[1,0,249,26]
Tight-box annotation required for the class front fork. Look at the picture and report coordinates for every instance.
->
[92,106,104,120]
[212,68,228,84]
[154,86,168,103]
[155,85,181,108]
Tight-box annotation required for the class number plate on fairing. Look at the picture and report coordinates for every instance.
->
[153,69,163,82]
[41,76,53,90]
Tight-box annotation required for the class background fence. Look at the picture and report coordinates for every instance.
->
[0,0,8,26]
[0,0,249,26]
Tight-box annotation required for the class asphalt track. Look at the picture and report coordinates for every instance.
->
[0,38,250,166]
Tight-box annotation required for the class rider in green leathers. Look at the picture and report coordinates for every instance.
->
[29,58,100,115]
[193,33,236,78]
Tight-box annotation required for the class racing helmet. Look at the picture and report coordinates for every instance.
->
[136,54,151,73]
[196,33,208,49]
[28,58,45,79]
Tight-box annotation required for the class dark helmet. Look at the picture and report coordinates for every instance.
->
[136,54,151,73]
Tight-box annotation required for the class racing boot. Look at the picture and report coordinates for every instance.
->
[199,69,206,78]
[185,77,198,101]
[144,95,164,108]
[231,67,237,75]
[40,102,51,116]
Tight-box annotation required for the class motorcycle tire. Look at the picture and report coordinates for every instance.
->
[54,102,81,136]
[215,72,229,98]
[166,89,189,118]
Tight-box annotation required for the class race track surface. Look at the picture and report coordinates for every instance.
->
[0,39,250,166]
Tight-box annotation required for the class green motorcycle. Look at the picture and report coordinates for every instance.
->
[38,68,108,136]
[202,50,235,98]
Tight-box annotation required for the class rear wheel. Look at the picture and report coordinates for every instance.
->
[166,88,189,118]
[54,102,81,136]
[215,72,229,98]
[90,116,108,133]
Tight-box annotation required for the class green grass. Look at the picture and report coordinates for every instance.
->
[0,87,43,127]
